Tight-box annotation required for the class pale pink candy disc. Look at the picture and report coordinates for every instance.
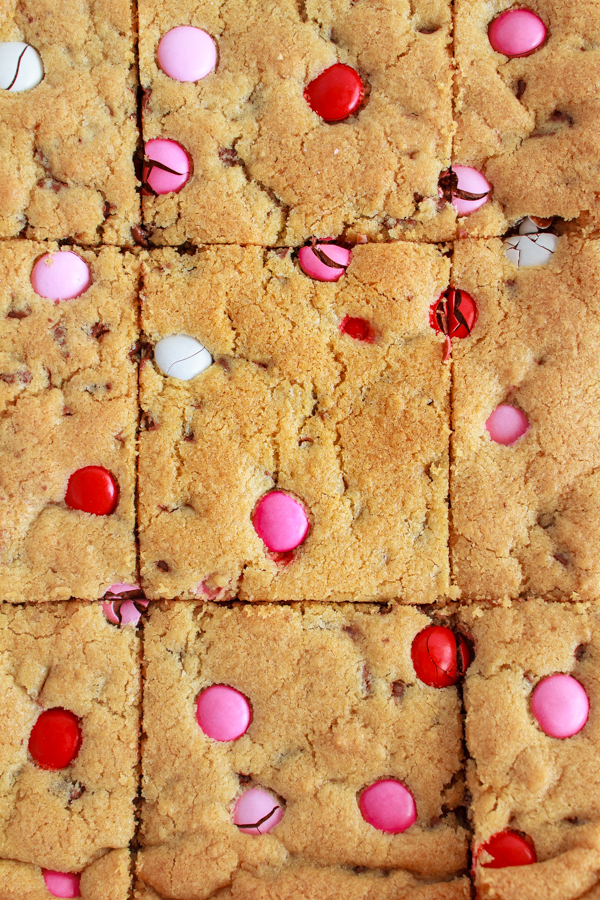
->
[233,787,284,834]
[143,139,190,195]
[252,491,309,552]
[196,684,251,741]
[298,244,352,282]
[31,252,91,301]
[359,779,416,833]
[451,166,491,215]
[42,870,81,899]
[158,26,217,82]
[532,674,589,739]
[102,584,148,626]
[488,9,547,58]
[485,404,529,445]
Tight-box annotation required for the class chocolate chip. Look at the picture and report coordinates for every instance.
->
[575,644,586,661]
[132,224,151,247]
[515,79,527,100]
[183,427,195,442]
[391,680,406,702]
[550,110,574,126]
[156,560,170,572]
[219,147,242,167]
[68,782,86,803]
[141,411,159,431]
[554,552,569,567]
[103,201,117,217]
[7,307,30,319]
[52,324,67,348]
[238,774,252,785]
[129,339,153,364]
[90,322,110,340]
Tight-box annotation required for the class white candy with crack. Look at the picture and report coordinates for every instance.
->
[154,334,212,380]
[0,42,44,92]
[504,218,558,267]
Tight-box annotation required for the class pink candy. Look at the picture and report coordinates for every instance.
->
[252,491,309,553]
[488,9,547,58]
[532,674,589,739]
[102,583,148,627]
[42,871,81,899]
[158,26,217,82]
[451,166,491,215]
[485,404,529,445]
[31,251,91,301]
[196,684,252,741]
[298,244,352,282]
[359,779,417,833]
[233,787,284,835]
[143,139,190,195]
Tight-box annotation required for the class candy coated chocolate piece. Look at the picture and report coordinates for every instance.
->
[298,243,351,281]
[154,334,212,380]
[252,491,309,552]
[196,684,252,741]
[233,787,284,834]
[0,42,43,91]
[450,166,491,215]
[359,779,416,833]
[28,708,82,771]
[476,830,537,868]
[304,63,364,122]
[102,584,148,627]
[157,26,217,82]
[42,871,81,899]
[143,139,190,195]
[31,252,91,301]
[485,404,529,445]
[65,466,118,516]
[488,9,547,58]
[531,674,589,738]
[411,625,471,687]
[339,315,375,342]
[429,288,478,340]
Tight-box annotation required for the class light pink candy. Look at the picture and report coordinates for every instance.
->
[233,787,284,834]
[158,26,217,82]
[298,244,352,282]
[252,491,309,552]
[196,684,251,741]
[359,779,416,833]
[451,166,491,215]
[31,252,91,301]
[143,139,190,195]
[486,404,529,445]
[102,584,148,627]
[488,9,547,58]
[532,674,589,739]
[42,871,81,899]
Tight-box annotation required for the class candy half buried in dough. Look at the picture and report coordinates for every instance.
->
[154,334,212,380]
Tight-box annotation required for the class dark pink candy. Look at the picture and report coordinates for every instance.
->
[359,779,416,833]
[196,684,251,741]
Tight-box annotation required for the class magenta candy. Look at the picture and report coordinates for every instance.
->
[486,404,529,445]
[359,779,417,833]
[451,166,491,215]
[196,684,251,741]
[157,26,217,82]
[233,787,284,834]
[252,491,309,553]
[532,674,589,739]
[42,871,81,899]
[31,252,91,301]
[143,139,190,195]
[488,9,547,58]
[298,244,352,282]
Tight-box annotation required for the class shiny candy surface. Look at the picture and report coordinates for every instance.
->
[450,166,491,215]
[488,9,547,57]
[476,830,537,868]
[298,244,351,281]
[532,674,589,738]
[304,63,364,122]
[411,625,472,687]
[158,26,217,82]
[233,787,284,834]
[504,218,558,267]
[102,584,148,627]
[0,42,43,91]
[339,316,375,342]
[196,684,252,741]
[31,252,91,301]
[154,334,213,380]
[29,708,82,770]
[252,491,309,552]
[143,139,190,195]
[429,288,478,340]
[359,779,417,833]
[42,871,81,899]
[65,466,118,516]
[485,404,529,445]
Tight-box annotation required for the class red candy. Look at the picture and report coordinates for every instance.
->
[411,625,472,687]
[339,316,375,342]
[28,708,82,770]
[475,830,537,868]
[65,466,118,516]
[430,288,478,340]
[304,63,364,122]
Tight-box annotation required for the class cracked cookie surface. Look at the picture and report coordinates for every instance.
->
[138,243,450,602]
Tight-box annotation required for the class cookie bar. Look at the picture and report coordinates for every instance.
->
[136,602,470,900]
[451,236,600,600]
[138,0,455,246]
[0,850,131,900]
[453,0,600,237]
[0,0,139,244]
[0,242,138,602]
[460,599,600,899]
[138,243,451,603]
[0,603,141,874]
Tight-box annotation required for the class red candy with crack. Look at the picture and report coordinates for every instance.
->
[28,708,82,770]
[65,466,118,515]
[411,625,472,687]
[430,288,478,340]
[475,830,537,868]
[304,63,364,122]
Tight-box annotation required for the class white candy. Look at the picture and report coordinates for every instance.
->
[154,334,212,380]
[504,219,558,267]
[0,42,43,92]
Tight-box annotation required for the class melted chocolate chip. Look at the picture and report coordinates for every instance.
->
[391,680,406,701]
[156,560,170,572]
[141,411,159,431]
[7,307,30,320]
[550,110,574,126]
[129,339,153,364]
[219,147,242,167]
[90,322,110,340]
[575,644,586,661]
[68,782,86,804]
[515,80,527,100]
[132,224,151,247]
